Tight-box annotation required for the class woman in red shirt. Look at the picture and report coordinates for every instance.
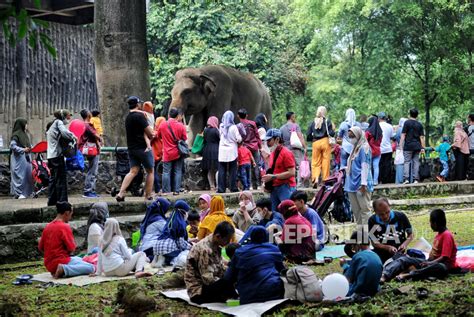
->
[365,116,382,185]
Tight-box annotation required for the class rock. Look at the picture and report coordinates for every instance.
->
[116,281,155,313]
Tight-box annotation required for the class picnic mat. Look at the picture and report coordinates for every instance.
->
[32,265,174,286]
[316,244,346,260]
[161,289,288,317]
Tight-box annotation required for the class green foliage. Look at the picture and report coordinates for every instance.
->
[0,1,57,58]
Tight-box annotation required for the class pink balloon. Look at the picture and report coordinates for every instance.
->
[69,119,86,139]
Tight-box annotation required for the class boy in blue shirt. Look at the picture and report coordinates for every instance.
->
[340,230,383,297]
[435,136,451,182]
[291,190,325,250]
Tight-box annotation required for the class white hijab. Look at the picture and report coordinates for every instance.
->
[345,108,356,127]
[347,126,370,173]
[100,218,123,256]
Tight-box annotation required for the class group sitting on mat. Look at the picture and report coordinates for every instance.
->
[38,192,465,304]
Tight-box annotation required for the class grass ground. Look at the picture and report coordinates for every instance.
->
[1,210,473,316]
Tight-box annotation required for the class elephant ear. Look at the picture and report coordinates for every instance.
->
[200,75,216,98]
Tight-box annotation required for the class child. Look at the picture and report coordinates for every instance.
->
[332,142,341,172]
[381,209,458,282]
[435,136,452,182]
[237,143,256,190]
[96,218,151,278]
[142,101,155,152]
[340,230,383,297]
[187,209,200,239]
[197,194,211,221]
[90,110,103,144]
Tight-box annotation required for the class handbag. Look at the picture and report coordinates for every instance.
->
[324,118,336,146]
[56,120,76,158]
[394,149,404,165]
[290,124,303,149]
[66,150,85,171]
[168,122,189,158]
[264,146,282,192]
[191,133,204,154]
[299,155,310,180]
[81,142,99,156]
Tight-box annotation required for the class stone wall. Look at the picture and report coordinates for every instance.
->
[1,156,474,197]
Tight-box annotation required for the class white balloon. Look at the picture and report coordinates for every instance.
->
[321,273,350,300]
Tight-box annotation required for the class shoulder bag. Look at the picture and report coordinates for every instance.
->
[56,120,76,158]
[324,118,336,146]
[168,122,189,158]
[264,146,283,192]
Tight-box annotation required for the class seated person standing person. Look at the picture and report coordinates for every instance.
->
[39,202,94,278]
[340,230,383,297]
[185,221,238,304]
[291,190,325,250]
[276,200,315,264]
[138,198,170,260]
[368,197,414,264]
[97,219,151,278]
[87,202,110,254]
[232,191,260,232]
[224,226,285,304]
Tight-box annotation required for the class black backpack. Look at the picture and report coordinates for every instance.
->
[331,195,352,223]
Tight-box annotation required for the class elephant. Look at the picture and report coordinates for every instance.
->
[170,65,272,145]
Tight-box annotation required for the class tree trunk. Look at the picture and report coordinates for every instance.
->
[15,37,27,119]
[94,0,150,146]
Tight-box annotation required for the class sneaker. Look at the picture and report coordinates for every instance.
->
[18,194,27,199]
[83,192,99,198]
[403,181,410,185]
[413,180,419,184]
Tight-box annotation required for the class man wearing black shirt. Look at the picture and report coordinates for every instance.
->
[399,108,425,184]
[116,96,155,202]
[368,197,414,263]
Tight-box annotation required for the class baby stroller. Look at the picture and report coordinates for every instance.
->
[110,147,143,197]
[310,169,352,224]
[30,141,50,198]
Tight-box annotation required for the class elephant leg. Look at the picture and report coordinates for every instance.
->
[187,112,205,148]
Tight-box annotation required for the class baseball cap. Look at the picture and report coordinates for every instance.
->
[127,96,142,106]
[377,112,386,119]
[264,128,282,141]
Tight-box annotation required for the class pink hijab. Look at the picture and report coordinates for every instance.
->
[198,194,212,221]
[207,116,219,129]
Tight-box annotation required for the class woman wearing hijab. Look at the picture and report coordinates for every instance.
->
[452,121,470,180]
[224,226,285,304]
[10,118,33,199]
[47,109,76,206]
[217,111,242,193]
[152,116,166,194]
[365,116,383,186]
[138,198,171,260]
[276,200,315,263]
[197,194,211,221]
[153,200,192,267]
[255,113,271,168]
[97,218,151,278]
[232,191,260,232]
[338,108,361,168]
[395,118,407,184]
[306,106,335,185]
[202,116,220,191]
[344,126,374,225]
[87,202,110,253]
[198,196,234,240]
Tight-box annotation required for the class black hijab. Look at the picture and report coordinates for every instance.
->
[367,116,382,141]
[11,118,30,148]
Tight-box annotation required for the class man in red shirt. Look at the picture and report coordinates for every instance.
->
[157,108,187,195]
[39,202,94,278]
[237,109,262,190]
[261,129,296,211]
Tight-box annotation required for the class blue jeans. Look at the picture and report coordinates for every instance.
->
[341,149,350,168]
[440,160,449,178]
[84,155,99,194]
[62,256,95,277]
[154,160,162,193]
[270,183,296,212]
[372,155,381,185]
[162,157,184,193]
[395,164,404,184]
[238,164,251,190]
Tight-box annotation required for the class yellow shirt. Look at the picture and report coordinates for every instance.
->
[90,117,103,136]
[197,211,234,240]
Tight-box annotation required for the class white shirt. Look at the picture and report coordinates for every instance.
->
[218,125,242,162]
[87,223,103,253]
[97,237,131,274]
[380,121,394,154]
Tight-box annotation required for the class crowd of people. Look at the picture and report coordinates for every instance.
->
[38,193,461,303]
